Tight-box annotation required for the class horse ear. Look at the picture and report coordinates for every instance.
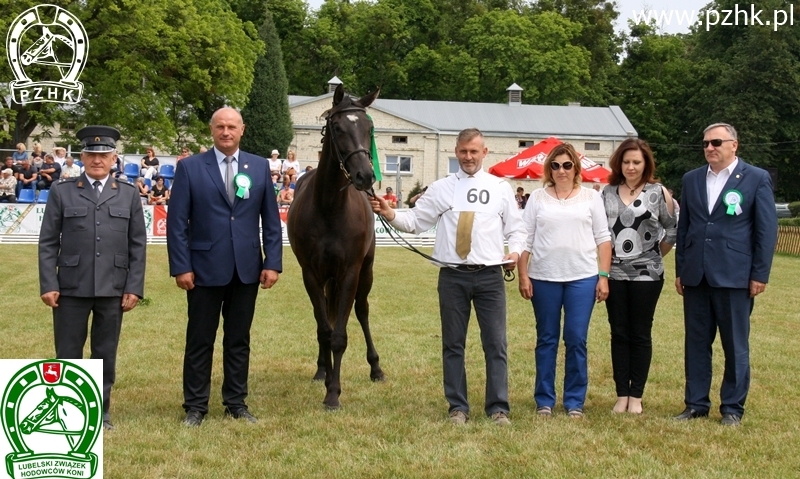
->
[333,84,345,106]
[357,87,380,109]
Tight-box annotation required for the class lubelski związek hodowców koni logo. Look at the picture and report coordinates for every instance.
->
[6,4,88,105]
[2,360,103,479]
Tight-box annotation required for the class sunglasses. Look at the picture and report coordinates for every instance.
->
[702,139,734,148]
[550,161,574,171]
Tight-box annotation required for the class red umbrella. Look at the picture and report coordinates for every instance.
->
[489,137,611,183]
[488,137,562,179]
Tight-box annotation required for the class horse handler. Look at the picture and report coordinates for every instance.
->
[370,128,525,426]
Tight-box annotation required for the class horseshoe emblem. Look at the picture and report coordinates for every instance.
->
[6,4,88,104]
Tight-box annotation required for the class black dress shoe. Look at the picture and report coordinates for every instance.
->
[224,407,258,423]
[673,407,709,420]
[182,410,205,427]
[720,413,742,426]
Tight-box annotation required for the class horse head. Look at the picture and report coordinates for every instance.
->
[324,84,380,191]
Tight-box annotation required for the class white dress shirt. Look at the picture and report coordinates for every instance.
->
[706,158,738,214]
[214,147,239,182]
[388,169,526,266]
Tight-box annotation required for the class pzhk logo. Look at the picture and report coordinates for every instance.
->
[2,360,102,479]
[6,5,88,105]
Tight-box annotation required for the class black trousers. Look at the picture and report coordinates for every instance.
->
[605,279,664,398]
[182,274,259,414]
[53,296,123,421]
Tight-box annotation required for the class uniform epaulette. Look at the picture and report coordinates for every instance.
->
[55,177,78,186]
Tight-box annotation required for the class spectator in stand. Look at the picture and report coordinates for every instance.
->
[136,177,150,203]
[281,150,301,175]
[61,156,82,179]
[140,147,160,180]
[149,176,170,205]
[268,149,282,174]
[277,175,294,206]
[271,172,281,196]
[177,147,191,162]
[15,159,38,196]
[515,187,526,209]
[12,143,28,162]
[0,168,16,203]
[37,154,61,190]
[3,157,17,175]
[382,187,397,208]
[198,146,208,153]
[31,143,43,160]
[53,147,67,165]
[297,165,313,180]
[31,154,44,171]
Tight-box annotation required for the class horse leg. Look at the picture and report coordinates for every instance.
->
[302,270,329,381]
[323,275,360,409]
[354,254,385,382]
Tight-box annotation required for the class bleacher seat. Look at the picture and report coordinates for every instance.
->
[74,161,83,167]
[18,189,35,203]
[144,178,152,188]
[164,179,171,190]
[123,163,140,178]
[37,189,49,204]
[159,164,175,179]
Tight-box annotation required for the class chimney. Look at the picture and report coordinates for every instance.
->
[506,83,522,106]
[328,76,343,93]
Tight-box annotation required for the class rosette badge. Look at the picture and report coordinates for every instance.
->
[6,5,89,105]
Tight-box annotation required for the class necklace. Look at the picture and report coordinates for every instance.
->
[624,182,642,197]
[554,186,575,203]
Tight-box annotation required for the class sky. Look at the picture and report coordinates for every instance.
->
[303,0,711,35]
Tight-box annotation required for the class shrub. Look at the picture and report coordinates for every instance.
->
[778,217,800,226]
[789,201,800,217]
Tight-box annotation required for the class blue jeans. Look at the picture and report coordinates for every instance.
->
[531,276,597,411]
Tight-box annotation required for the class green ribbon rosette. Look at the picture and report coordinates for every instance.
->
[722,189,743,216]
[234,173,252,199]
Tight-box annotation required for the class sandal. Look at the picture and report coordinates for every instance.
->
[567,408,584,418]
[536,406,553,417]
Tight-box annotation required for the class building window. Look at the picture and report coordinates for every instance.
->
[519,140,534,148]
[385,155,412,174]
[448,157,459,174]
[392,136,408,144]
[584,142,600,151]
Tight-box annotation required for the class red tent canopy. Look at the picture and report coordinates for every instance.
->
[489,137,611,183]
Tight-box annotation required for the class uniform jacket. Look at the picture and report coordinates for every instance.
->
[676,159,778,289]
[166,149,282,287]
[38,174,147,297]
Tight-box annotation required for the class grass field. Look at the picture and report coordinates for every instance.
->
[2,245,800,478]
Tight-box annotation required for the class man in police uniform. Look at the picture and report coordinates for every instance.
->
[39,126,147,431]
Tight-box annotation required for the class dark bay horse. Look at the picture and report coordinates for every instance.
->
[287,85,386,409]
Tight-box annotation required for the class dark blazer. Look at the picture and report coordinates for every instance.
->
[39,174,147,297]
[676,159,778,289]
[167,148,282,287]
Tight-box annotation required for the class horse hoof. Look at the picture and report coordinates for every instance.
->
[371,373,387,382]
[324,401,341,410]
[312,369,326,381]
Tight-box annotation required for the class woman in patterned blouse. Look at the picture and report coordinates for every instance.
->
[601,138,676,414]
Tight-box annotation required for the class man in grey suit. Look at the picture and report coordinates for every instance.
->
[39,126,147,431]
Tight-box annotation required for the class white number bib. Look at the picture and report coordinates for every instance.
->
[452,176,503,214]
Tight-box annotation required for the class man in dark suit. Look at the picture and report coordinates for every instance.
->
[39,126,147,431]
[674,122,778,426]
[167,107,282,427]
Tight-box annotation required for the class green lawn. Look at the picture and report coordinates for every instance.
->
[3,245,800,478]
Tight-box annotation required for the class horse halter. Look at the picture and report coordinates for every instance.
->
[322,105,374,184]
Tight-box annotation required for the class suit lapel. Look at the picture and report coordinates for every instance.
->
[694,168,709,218]
[97,178,119,206]
[710,160,746,216]
[233,154,250,208]
[205,152,231,206]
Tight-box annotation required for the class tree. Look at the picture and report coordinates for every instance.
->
[0,0,262,151]
[240,9,294,157]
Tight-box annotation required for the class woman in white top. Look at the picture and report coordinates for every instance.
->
[518,142,612,418]
[281,150,301,176]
